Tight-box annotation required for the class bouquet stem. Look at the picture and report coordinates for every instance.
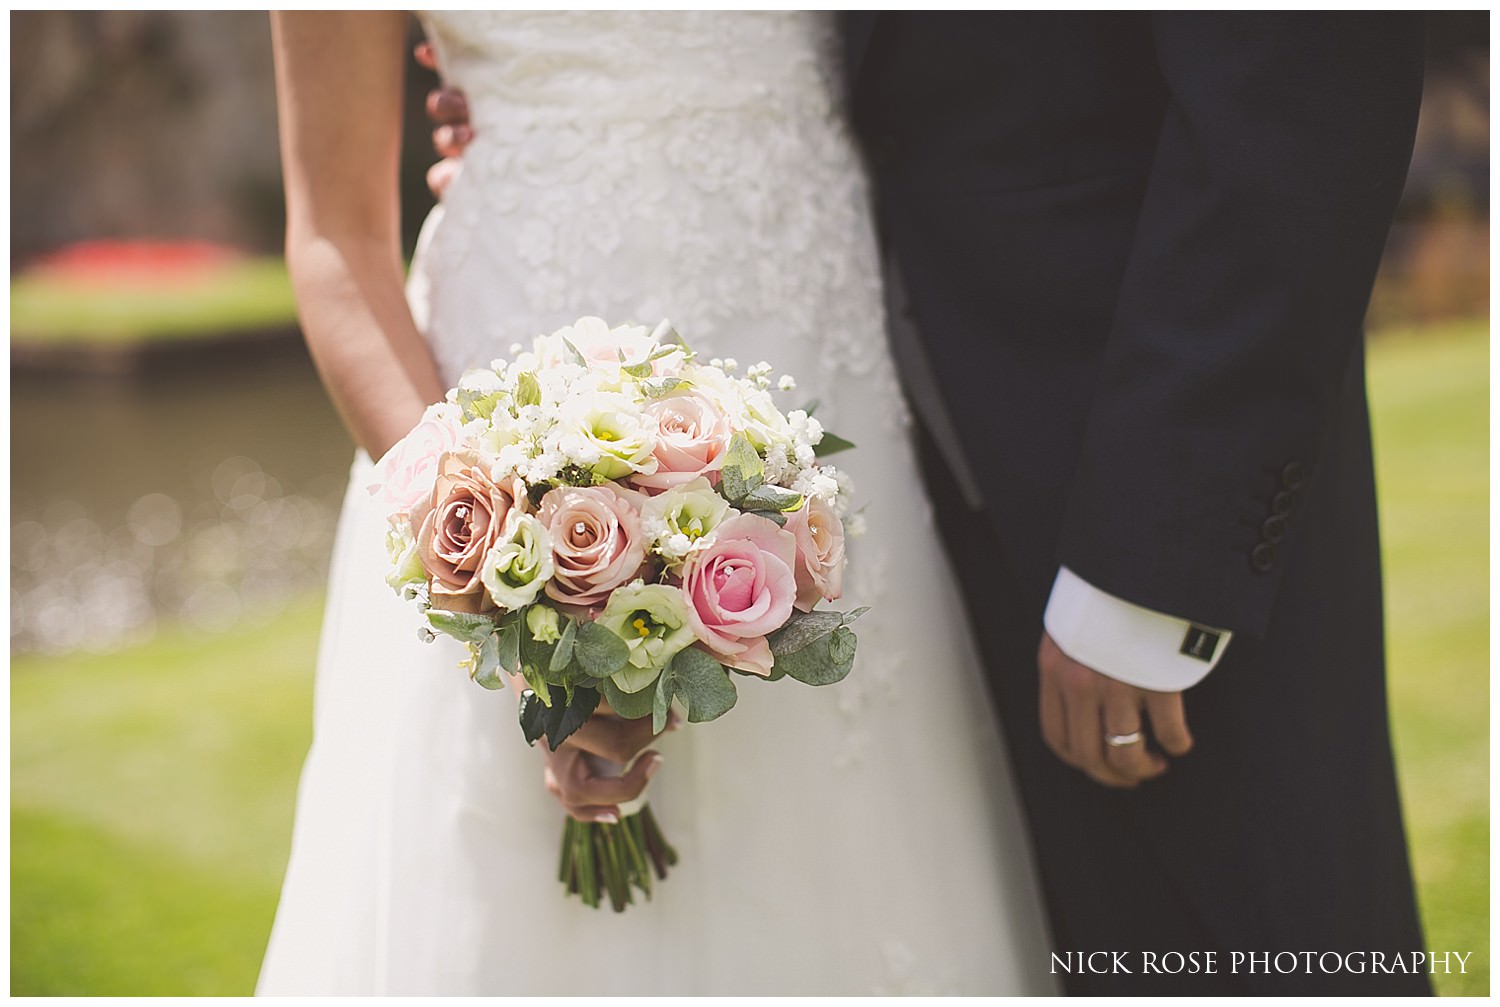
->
[559,803,678,912]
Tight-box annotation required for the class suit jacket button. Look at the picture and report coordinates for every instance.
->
[1280,462,1306,490]
[1250,542,1276,573]
[1261,514,1288,544]
[1270,490,1296,516]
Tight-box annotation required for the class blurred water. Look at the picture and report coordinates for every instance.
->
[11,348,355,655]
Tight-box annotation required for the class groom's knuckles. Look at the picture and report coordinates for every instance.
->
[1146,695,1194,756]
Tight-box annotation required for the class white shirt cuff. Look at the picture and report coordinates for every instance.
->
[1042,566,1231,692]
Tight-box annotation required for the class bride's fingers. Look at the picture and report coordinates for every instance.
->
[568,751,662,807]
[564,711,659,764]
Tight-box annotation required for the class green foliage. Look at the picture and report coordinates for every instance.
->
[10,257,298,346]
[719,433,765,503]
[600,675,657,721]
[426,608,498,646]
[669,648,738,723]
[767,608,867,686]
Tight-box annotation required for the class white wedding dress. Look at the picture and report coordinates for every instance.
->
[258,11,1055,996]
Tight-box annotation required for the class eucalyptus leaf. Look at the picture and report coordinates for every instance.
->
[740,483,805,513]
[652,663,676,735]
[620,359,655,379]
[518,690,546,745]
[426,608,499,646]
[561,337,587,366]
[670,648,737,723]
[814,432,857,457]
[719,433,765,503]
[767,608,867,656]
[549,616,578,673]
[574,620,631,678]
[743,509,789,527]
[775,625,858,686]
[496,618,522,674]
[600,675,657,721]
[642,376,685,399]
[471,632,506,690]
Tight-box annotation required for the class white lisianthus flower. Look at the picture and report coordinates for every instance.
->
[597,582,698,692]
[640,476,733,564]
[561,392,658,480]
[480,514,555,610]
[384,514,426,593]
[526,604,563,644]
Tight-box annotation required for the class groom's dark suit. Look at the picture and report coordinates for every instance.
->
[844,13,1431,994]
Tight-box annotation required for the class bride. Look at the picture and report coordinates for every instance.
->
[260,11,1054,995]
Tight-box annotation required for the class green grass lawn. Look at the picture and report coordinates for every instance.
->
[10,257,297,347]
[1368,319,1490,996]
[9,320,1489,995]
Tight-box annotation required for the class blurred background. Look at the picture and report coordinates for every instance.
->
[8,11,1489,996]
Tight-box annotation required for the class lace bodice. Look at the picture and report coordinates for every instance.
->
[412,11,897,430]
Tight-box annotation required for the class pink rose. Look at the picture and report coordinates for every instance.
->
[785,495,846,612]
[537,484,647,607]
[681,513,798,676]
[414,453,527,613]
[630,392,732,493]
[368,404,463,513]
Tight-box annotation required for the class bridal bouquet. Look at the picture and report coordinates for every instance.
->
[370,317,864,911]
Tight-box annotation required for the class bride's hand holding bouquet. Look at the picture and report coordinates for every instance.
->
[368,317,865,911]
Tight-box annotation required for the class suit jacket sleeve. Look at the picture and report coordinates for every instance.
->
[1054,12,1425,638]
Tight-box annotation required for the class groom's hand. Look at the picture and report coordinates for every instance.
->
[1037,632,1193,788]
[415,41,473,199]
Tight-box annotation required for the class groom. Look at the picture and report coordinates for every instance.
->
[839,11,1431,996]
[423,12,1432,993]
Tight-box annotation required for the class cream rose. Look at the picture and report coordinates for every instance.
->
[537,484,647,608]
[785,494,846,612]
[631,391,733,492]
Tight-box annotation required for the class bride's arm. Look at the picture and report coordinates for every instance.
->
[270,12,446,459]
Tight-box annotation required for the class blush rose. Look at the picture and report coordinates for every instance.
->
[537,484,647,608]
[680,513,798,676]
[414,453,528,613]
